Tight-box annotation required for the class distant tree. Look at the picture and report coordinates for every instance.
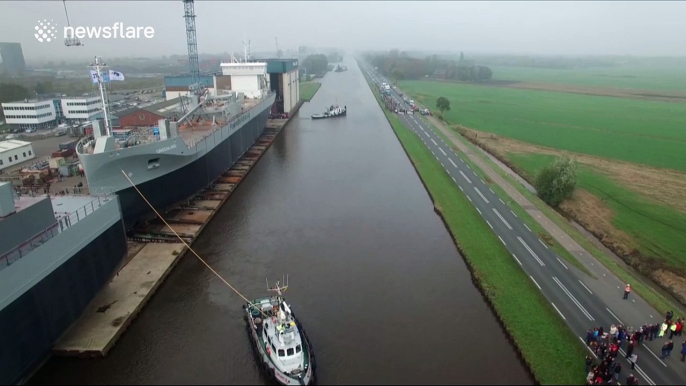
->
[460,52,464,62]
[477,66,493,81]
[436,96,451,117]
[302,54,329,75]
[390,68,405,85]
[534,155,578,207]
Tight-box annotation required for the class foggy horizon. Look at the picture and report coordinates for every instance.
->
[1,1,685,64]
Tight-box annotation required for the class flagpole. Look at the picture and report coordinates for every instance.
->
[91,56,111,136]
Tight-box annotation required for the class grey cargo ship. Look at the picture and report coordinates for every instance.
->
[0,183,128,384]
[77,58,276,229]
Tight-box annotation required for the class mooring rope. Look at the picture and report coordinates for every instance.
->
[120,170,269,318]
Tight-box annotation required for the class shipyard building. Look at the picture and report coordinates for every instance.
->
[0,140,35,171]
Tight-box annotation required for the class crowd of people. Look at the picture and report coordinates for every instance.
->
[583,310,686,385]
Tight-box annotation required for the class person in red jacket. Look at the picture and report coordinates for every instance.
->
[623,284,631,299]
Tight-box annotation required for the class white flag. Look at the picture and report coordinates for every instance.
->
[88,69,100,84]
[109,70,125,81]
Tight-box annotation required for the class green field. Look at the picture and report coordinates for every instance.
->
[399,80,686,171]
[365,72,586,384]
[300,81,321,102]
[490,65,686,92]
[509,152,686,273]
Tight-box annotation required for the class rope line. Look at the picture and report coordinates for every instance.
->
[120,170,268,318]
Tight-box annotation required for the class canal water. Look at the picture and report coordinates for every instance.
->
[30,60,531,385]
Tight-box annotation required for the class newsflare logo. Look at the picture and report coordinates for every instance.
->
[33,19,155,43]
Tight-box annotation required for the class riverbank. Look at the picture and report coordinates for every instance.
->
[363,70,585,384]
[300,81,321,102]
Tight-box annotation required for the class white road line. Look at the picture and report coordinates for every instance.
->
[430,138,438,146]
[451,176,457,183]
[438,147,447,156]
[486,220,493,229]
[524,224,532,232]
[459,170,472,184]
[474,187,490,204]
[551,303,566,320]
[606,308,623,324]
[530,276,542,290]
[423,131,430,138]
[539,239,549,249]
[644,346,668,367]
[517,236,545,266]
[499,198,505,205]
[580,337,598,358]
[489,188,495,194]
[473,171,478,177]
[492,208,513,230]
[510,210,518,218]
[552,276,594,321]
[498,236,506,246]
[512,253,522,266]
[459,186,464,192]
[441,163,445,168]
[578,280,593,295]
[466,164,471,170]
[476,207,482,215]
[556,258,569,270]
[448,158,457,168]
[467,196,472,202]
[619,348,657,385]
[435,156,439,161]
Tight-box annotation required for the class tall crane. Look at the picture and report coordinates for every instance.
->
[62,0,83,46]
[183,0,201,104]
[275,37,283,58]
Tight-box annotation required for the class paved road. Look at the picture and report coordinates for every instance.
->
[365,66,685,385]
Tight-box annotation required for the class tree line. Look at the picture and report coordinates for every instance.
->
[365,50,493,82]
[302,54,329,76]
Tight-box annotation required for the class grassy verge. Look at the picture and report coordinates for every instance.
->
[300,82,322,102]
[417,116,591,276]
[436,123,681,315]
[364,71,586,384]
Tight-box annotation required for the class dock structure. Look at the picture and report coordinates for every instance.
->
[53,115,295,357]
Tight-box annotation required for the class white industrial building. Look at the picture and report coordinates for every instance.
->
[0,140,35,171]
[220,62,270,99]
[61,96,102,124]
[1,99,58,131]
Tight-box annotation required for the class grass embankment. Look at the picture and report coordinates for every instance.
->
[437,123,681,315]
[364,73,586,384]
[399,80,686,171]
[299,82,321,102]
[490,65,686,92]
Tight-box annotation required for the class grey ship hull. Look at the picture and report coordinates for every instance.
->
[80,94,275,229]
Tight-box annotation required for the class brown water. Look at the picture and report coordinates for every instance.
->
[30,60,531,385]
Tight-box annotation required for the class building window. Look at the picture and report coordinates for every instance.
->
[14,155,17,161]
[23,152,26,157]
[28,150,32,156]
[0,159,3,165]
[8,157,11,163]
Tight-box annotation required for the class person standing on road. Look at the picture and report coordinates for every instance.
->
[612,362,621,382]
[667,340,674,357]
[626,374,636,385]
[625,340,636,359]
[661,341,670,359]
[623,284,631,299]
[680,340,686,362]
[666,310,674,321]
[585,355,593,373]
[660,321,668,337]
[669,322,677,339]
[652,323,660,340]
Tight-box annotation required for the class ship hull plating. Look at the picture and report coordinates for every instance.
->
[80,94,275,229]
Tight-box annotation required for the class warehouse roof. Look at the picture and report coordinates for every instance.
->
[0,140,32,153]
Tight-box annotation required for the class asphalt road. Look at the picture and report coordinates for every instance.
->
[365,66,685,385]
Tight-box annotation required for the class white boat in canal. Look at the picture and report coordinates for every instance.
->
[311,105,346,119]
[244,278,316,385]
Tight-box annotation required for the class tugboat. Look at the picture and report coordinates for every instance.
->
[311,105,347,120]
[334,64,348,72]
[244,277,316,385]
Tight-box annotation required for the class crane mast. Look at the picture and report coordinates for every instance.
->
[183,0,201,106]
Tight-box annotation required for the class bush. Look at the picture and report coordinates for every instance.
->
[534,155,577,207]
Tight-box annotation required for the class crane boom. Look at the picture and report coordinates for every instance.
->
[183,0,200,98]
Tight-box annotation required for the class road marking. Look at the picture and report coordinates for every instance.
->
[474,187,490,203]
[473,171,478,177]
[644,346,668,367]
[489,188,495,194]
[498,236,506,246]
[431,138,438,146]
[451,176,457,183]
[510,210,518,218]
[438,147,447,156]
[524,224,532,232]
[551,303,566,320]
[530,276,542,290]
[517,237,545,266]
[578,280,593,295]
[476,207,482,215]
[539,239,549,249]
[435,156,440,161]
[552,276,594,321]
[619,348,657,385]
[492,208,512,230]
[459,186,464,192]
[486,220,493,229]
[650,314,653,318]
[423,131,430,138]
[556,258,569,270]
[459,170,472,184]
[499,198,505,205]
[448,158,457,168]
[580,337,598,358]
[512,253,522,266]
[441,163,445,168]
[467,196,472,202]
[466,164,471,170]
[606,308,623,324]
